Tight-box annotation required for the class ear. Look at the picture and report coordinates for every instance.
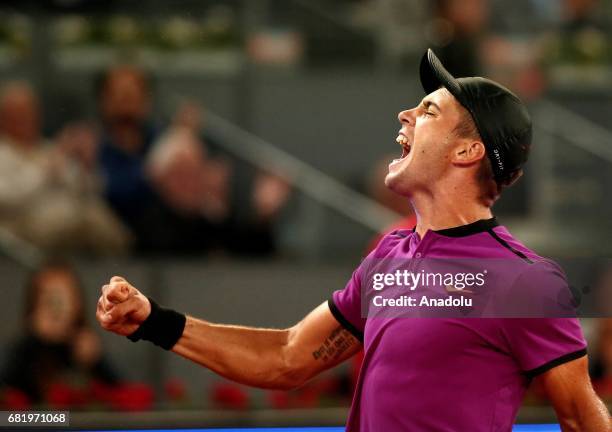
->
[451,140,486,166]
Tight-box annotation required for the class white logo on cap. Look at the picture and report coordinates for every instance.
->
[493,149,504,171]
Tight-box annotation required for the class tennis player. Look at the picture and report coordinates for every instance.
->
[97,50,611,431]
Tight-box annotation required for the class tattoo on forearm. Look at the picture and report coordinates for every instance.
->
[312,327,356,363]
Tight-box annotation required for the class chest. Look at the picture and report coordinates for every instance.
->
[362,318,507,371]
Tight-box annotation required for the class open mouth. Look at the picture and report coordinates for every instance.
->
[395,135,411,160]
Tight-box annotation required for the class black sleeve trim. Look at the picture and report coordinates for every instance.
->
[487,229,534,264]
[525,348,587,379]
[327,298,364,343]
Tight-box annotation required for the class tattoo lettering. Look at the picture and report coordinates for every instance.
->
[312,327,357,363]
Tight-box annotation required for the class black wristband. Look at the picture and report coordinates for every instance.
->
[127,298,186,350]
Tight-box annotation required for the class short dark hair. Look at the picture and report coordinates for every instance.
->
[452,108,480,142]
[452,108,511,205]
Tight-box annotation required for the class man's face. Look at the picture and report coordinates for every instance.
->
[100,69,150,127]
[0,86,40,146]
[385,87,465,196]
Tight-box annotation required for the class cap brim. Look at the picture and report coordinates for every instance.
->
[419,49,461,97]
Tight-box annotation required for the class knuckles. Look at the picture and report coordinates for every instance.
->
[96,276,141,335]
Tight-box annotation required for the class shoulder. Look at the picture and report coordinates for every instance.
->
[503,256,577,317]
[490,226,565,274]
[370,228,413,258]
[491,225,565,285]
[512,257,567,288]
[473,225,574,312]
[483,225,545,263]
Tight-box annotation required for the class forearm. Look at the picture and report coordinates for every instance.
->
[172,316,297,389]
[98,287,355,391]
[556,388,611,432]
[567,395,611,432]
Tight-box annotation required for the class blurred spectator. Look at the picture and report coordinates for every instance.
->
[562,0,606,33]
[480,36,546,100]
[553,0,608,64]
[0,80,130,254]
[148,105,232,223]
[95,66,226,253]
[147,101,291,255]
[0,261,119,406]
[535,0,610,90]
[96,66,290,255]
[428,0,490,76]
[428,0,546,99]
[95,65,158,237]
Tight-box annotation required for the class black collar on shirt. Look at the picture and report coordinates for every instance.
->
[414,217,500,238]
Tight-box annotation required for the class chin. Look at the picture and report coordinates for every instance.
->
[385,172,410,197]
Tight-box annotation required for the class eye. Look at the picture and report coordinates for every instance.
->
[423,111,434,117]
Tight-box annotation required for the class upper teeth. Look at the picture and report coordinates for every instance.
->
[396,135,409,145]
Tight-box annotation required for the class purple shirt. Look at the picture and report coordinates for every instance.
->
[331,218,586,431]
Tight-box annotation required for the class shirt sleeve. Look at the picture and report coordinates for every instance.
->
[499,260,587,377]
[500,318,587,378]
[330,264,366,342]
[329,231,407,342]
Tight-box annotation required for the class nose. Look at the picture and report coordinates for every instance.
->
[397,108,415,125]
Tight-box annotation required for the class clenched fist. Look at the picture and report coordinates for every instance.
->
[96,276,151,336]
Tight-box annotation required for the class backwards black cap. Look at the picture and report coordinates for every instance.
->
[419,49,532,184]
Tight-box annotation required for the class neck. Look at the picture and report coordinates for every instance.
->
[410,180,493,238]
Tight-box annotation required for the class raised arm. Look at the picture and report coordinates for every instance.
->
[97,276,361,390]
[536,355,611,431]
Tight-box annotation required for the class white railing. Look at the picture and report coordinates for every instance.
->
[535,99,612,164]
[0,227,44,268]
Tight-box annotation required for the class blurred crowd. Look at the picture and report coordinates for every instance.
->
[0,260,353,411]
[0,0,610,258]
[0,261,151,410]
[0,66,291,257]
[1,260,612,411]
[425,0,611,99]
